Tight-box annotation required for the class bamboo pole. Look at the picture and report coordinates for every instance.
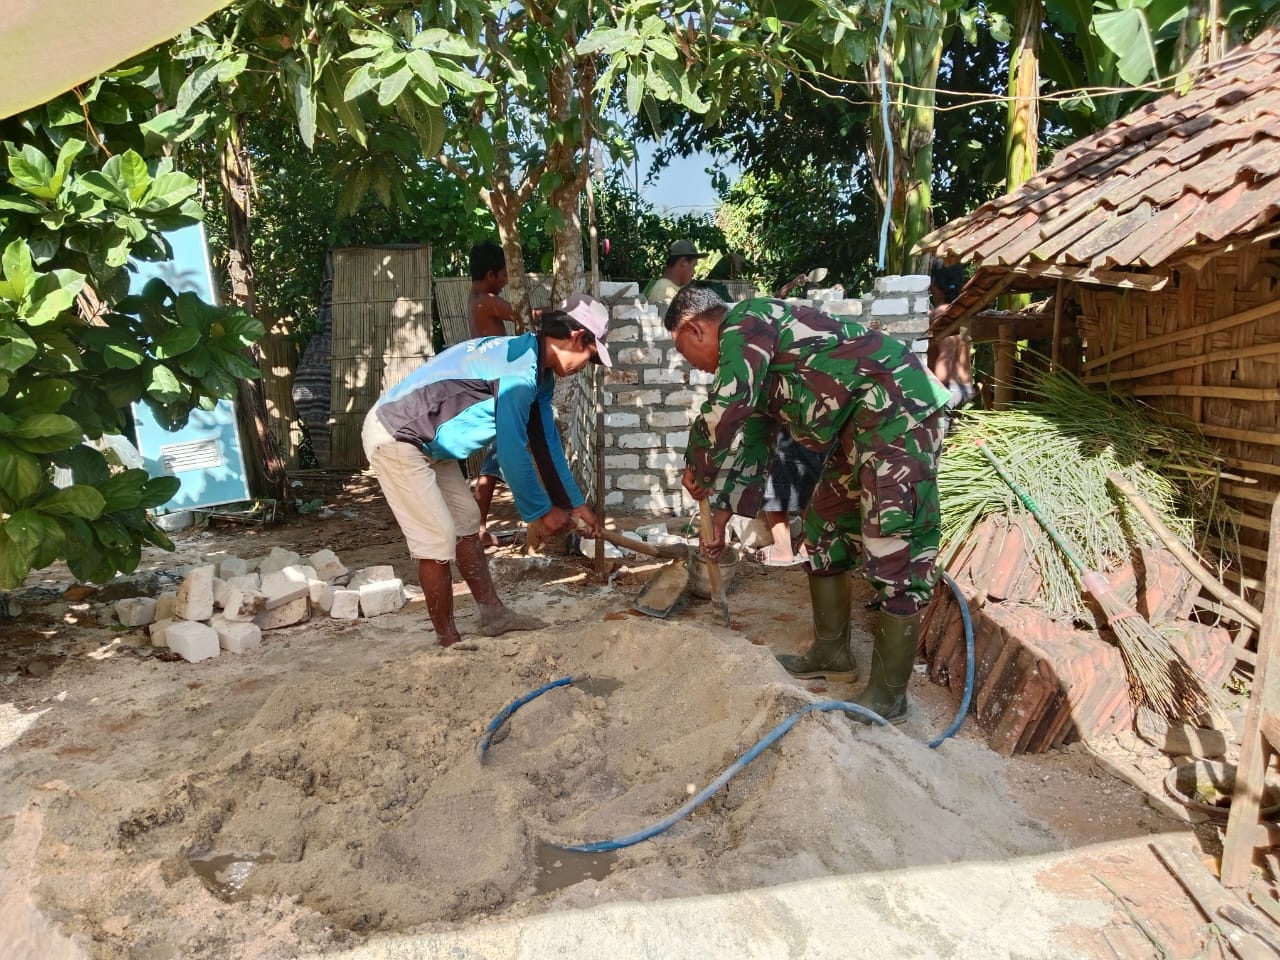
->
[1050,279,1064,372]
[1131,385,1280,402]
[994,325,1015,409]
[1198,423,1280,446]
[1082,339,1280,384]
[1108,473,1262,628]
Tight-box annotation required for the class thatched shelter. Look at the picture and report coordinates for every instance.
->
[919,28,1280,607]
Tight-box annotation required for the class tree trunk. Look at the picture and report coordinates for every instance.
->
[996,0,1043,409]
[867,5,944,275]
[220,115,289,502]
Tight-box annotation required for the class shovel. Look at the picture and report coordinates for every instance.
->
[575,523,711,620]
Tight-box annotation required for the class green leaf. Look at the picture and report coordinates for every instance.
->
[17,377,73,413]
[1094,9,1158,85]
[35,485,105,520]
[8,144,57,199]
[377,66,413,106]
[52,443,110,486]
[11,412,81,452]
[2,239,35,300]
[97,469,148,512]
[174,61,220,115]
[51,139,86,195]
[139,474,180,509]
[146,365,184,402]
[0,438,44,503]
[154,326,202,359]
[118,151,150,204]
[0,513,41,588]
[78,170,129,205]
[343,63,380,101]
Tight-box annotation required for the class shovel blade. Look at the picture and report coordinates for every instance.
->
[633,560,689,618]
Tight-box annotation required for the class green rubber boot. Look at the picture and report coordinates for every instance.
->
[851,610,919,724]
[776,573,857,682]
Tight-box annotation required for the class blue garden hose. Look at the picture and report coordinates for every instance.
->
[479,571,975,852]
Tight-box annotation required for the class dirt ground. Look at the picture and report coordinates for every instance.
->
[0,470,1272,959]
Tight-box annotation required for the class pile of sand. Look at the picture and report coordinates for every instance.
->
[2,570,1064,958]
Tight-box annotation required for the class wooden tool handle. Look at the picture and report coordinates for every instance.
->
[698,499,725,596]
[574,520,689,560]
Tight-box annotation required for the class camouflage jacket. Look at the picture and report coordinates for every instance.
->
[686,298,950,514]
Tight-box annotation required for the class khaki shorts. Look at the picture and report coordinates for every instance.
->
[363,411,481,560]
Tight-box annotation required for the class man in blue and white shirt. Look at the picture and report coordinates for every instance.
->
[363,294,610,646]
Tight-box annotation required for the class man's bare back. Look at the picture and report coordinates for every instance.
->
[468,288,513,339]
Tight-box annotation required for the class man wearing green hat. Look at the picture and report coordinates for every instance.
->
[644,239,705,304]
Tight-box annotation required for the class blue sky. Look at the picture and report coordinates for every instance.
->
[631,143,739,215]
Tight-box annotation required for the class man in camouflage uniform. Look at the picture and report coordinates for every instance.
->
[664,284,951,723]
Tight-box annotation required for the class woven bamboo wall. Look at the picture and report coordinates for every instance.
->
[329,245,433,468]
[434,274,556,348]
[1073,241,1280,607]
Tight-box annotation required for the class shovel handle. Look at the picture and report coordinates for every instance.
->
[698,499,726,597]
[572,520,689,560]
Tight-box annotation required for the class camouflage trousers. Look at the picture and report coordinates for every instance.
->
[801,410,946,615]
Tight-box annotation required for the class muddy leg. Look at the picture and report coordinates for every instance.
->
[474,475,499,548]
[419,558,463,647]
[454,534,546,636]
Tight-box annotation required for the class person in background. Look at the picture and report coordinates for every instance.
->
[758,428,826,568]
[663,285,950,724]
[643,239,705,304]
[927,259,975,414]
[468,240,515,548]
[362,295,612,647]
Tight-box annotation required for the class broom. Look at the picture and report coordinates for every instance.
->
[975,440,1217,721]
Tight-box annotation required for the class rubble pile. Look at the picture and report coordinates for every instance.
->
[112,547,408,663]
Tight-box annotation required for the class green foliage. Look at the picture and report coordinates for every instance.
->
[591,177,726,284]
[0,64,262,588]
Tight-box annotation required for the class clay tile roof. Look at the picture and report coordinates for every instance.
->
[919,29,1280,272]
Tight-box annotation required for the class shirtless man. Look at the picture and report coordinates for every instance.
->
[468,240,514,547]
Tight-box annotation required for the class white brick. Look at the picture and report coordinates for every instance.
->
[617,432,661,449]
[688,370,715,386]
[646,453,684,471]
[611,304,658,321]
[166,620,220,663]
[616,474,659,491]
[222,585,266,622]
[604,454,640,469]
[610,389,662,406]
[604,411,640,428]
[604,491,625,506]
[174,565,215,622]
[869,297,911,316]
[874,274,931,295]
[359,579,406,617]
[257,547,302,575]
[824,299,863,316]
[348,565,397,590]
[218,556,249,579]
[309,579,335,614]
[606,324,640,341]
[155,590,177,622]
[664,390,704,408]
[212,577,229,609]
[330,589,361,620]
[648,411,690,428]
[617,347,662,365]
[629,493,686,512]
[226,573,261,592]
[643,369,685,385]
[308,549,348,582]
[211,614,262,654]
[664,431,690,448]
[259,568,310,609]
[114,597,156,628]
[254,596,310,630]
[149,618,173,648]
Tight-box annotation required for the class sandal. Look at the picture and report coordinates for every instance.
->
[754,545,806,569]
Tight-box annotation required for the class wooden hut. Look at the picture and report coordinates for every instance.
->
[919,28,1280,610]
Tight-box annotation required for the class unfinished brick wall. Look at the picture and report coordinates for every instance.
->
[581,276,932,517]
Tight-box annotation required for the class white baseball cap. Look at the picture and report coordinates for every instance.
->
[560,294,612,367]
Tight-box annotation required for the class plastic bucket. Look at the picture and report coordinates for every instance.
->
[687,545,741,599]
[1164,759,1280,820]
